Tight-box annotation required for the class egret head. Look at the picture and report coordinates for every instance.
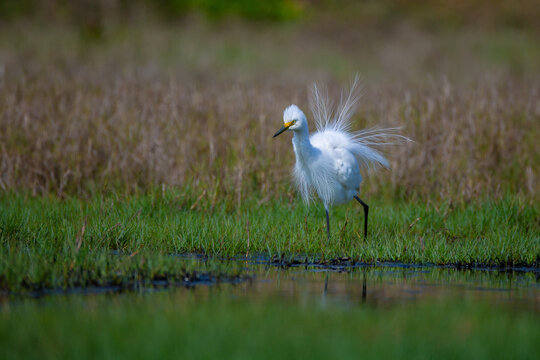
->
[273,104,307,138]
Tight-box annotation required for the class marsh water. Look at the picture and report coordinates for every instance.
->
[199,257,540,311]
[12,255,539,312]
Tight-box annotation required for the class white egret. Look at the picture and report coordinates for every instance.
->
[273,76,408,239]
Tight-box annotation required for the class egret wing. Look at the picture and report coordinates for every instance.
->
[311,130,362,190]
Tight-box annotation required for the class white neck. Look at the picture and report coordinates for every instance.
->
[292,126,315,165]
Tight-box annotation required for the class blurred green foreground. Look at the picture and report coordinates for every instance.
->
[1,290,539,360]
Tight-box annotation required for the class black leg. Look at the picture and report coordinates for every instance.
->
[354,196,369,238]
[325,209,330,241]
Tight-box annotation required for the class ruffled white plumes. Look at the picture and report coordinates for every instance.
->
[288,75,409,207]
[275,77,410,239]
[309,75,407,169]
[310,75,362,133]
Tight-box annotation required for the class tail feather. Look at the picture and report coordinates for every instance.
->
[349,127,411,172]
[310,74,361,133]
[335,75,362,132]
[310,83,334,131]
[349,142,390,170]
[353,127,411,146]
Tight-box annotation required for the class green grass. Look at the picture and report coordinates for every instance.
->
[1,191,538,292]
[1,291,539,359]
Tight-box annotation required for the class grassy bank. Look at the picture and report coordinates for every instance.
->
[1,291,539,359]
[1,192,538,292]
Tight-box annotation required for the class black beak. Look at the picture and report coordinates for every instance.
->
[273,124,291,138]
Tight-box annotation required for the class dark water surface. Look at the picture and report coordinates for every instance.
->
[214,257,540,311]
[5,255,540,312]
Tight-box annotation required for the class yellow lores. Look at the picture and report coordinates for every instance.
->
[273,120,297,137]
[284,120,296,128]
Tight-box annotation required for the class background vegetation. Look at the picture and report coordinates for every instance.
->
[1,1,539,202]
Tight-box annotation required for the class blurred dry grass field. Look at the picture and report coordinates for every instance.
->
[0,18,538,203]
